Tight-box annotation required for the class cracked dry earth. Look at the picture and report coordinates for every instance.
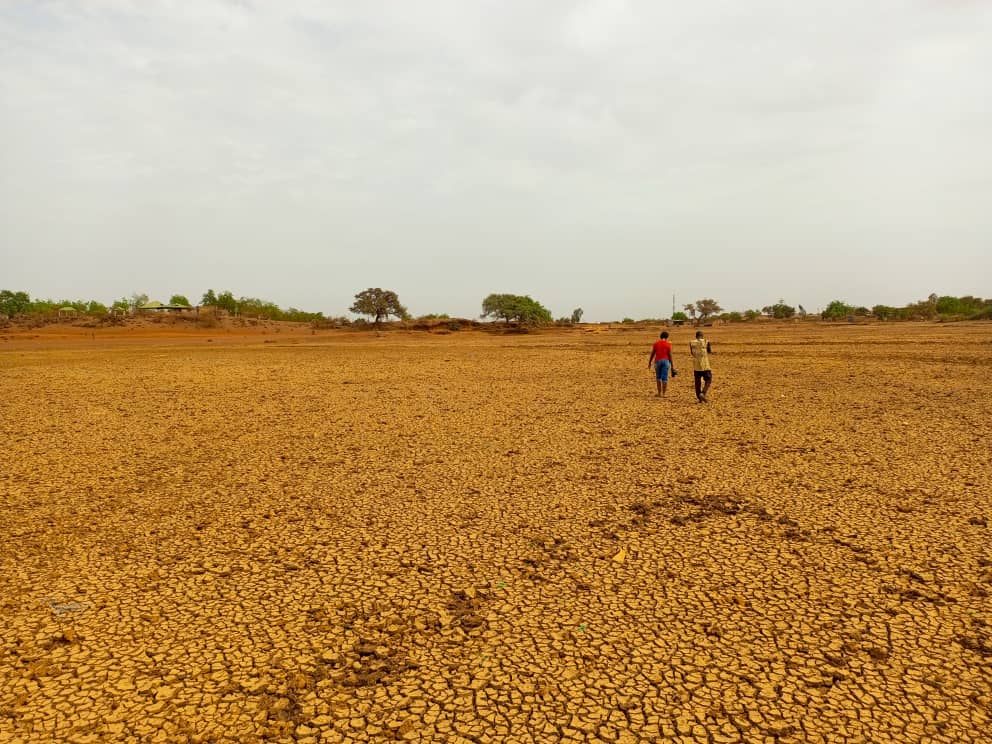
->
[1,322,990,744]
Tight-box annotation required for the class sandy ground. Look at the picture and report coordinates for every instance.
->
[1,322,990,744]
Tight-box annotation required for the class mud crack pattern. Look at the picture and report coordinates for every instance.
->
[1,323,990,743]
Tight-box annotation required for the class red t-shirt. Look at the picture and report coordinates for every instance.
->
[652,339,672,362]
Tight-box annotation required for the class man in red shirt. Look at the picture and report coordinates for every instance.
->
[647,331,677,397]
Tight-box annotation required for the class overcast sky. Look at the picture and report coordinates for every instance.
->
[2,1,990,320]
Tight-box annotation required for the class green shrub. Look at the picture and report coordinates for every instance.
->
[822,300,854,320]
[482,294,553,325]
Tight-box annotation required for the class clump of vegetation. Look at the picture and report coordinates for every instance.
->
[763,301,796,319]
[200,289,325,322]
[481,294,552,325]
[693,299,722,324]
[821,300,856,320]
[822,294,991,321]
[0,288,328,325]
[349,288,409,326]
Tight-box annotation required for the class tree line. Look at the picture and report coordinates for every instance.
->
[1,287,989,325]
[820,295,992,321]
[667,295,991,324]
[347,290,580,326]
[0,289,326,324]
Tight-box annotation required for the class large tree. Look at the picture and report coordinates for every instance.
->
[350,288,409,325]
[169,294,191,307]
[694,298,722,324]
[215,291,237,314]
[481,294,552,325]
[768,300,795,319]
[0,290,32,317]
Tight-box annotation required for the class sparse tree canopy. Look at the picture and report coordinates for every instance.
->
[571,307,584,324]
[169,294,191,307]
[683,303,697,320]
[481,294,552,325]
[694,299,722,324]
[201,289,218,306]
[350,288,409,325]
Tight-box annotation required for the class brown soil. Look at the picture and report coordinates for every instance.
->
[1,322,990,743]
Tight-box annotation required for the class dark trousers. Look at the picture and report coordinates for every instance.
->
[694,370,712,399]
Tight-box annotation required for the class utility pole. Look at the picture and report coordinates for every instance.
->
[672,294,675,318]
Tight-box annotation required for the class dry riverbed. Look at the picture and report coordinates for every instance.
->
[1,322,990,743]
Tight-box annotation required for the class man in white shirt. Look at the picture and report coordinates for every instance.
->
[689,330,713,403]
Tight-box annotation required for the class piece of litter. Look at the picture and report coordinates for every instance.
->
[612,547,627,563]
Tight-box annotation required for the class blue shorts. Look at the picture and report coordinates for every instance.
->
[655,359,671,381]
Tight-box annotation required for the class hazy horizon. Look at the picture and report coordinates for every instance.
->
[2,2,990,321]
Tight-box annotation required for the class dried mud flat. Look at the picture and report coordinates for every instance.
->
[1,323,990,744]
